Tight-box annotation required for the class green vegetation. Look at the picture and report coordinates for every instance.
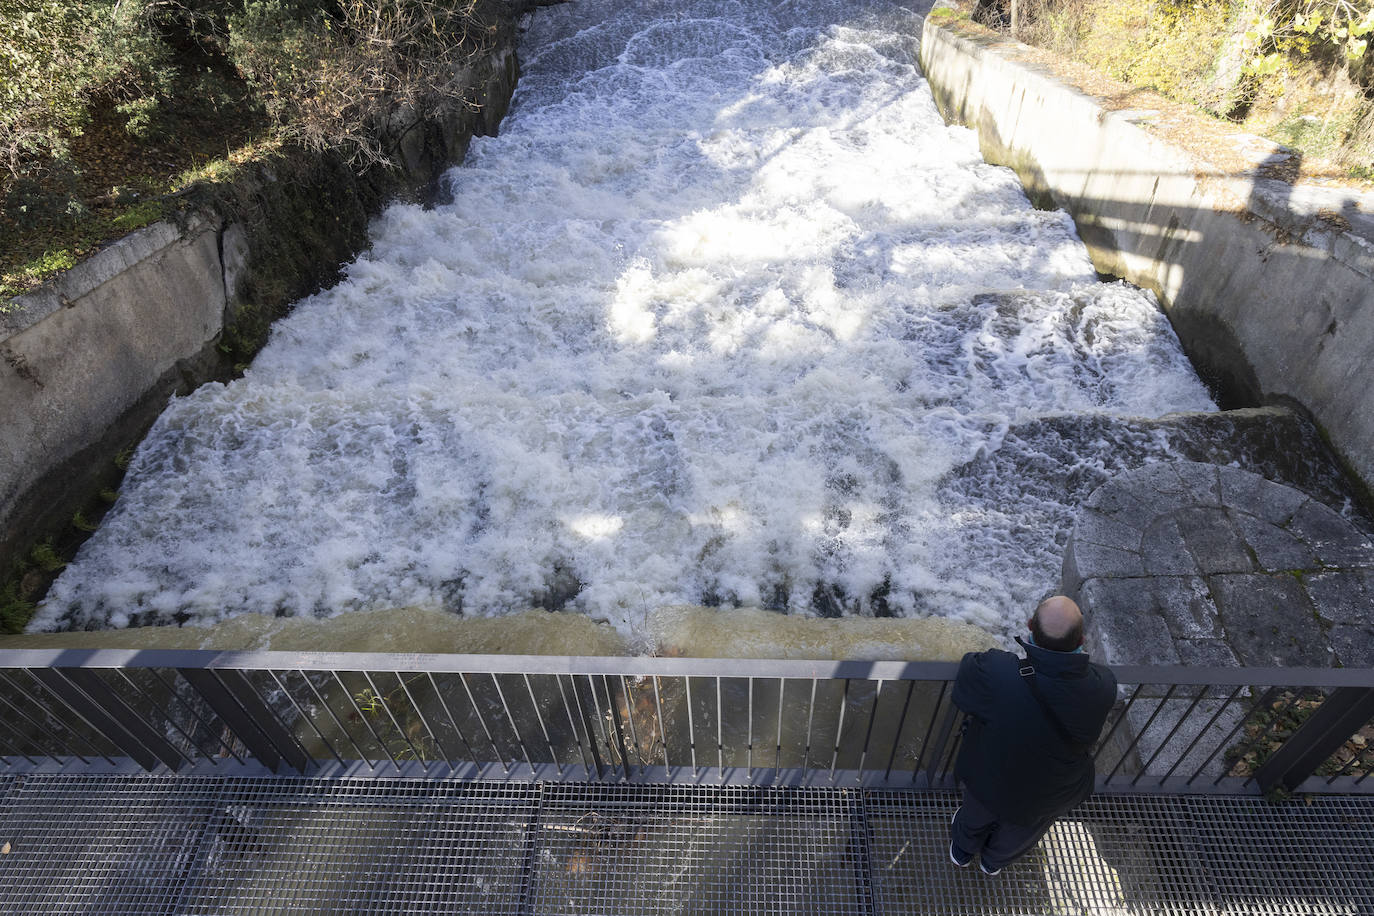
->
[28,541,65,574]
[972,0,1374,181]
[1,0,497,300]
[1,540,64,633]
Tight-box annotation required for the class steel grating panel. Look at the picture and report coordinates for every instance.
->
[526,784,870,915]
[171,779,538,915]
[1187,795,1374,916]
[0,774,218,915]
[864,792,1216,916]
[0,776,1371,914]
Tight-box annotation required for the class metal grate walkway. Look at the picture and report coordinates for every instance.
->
[0,775,1371,915]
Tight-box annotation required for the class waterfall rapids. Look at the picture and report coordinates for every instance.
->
[34,0,1216,643]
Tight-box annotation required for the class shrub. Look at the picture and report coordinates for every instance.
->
[975,0,1374,176]
[226,0,491,166]
[0,1,174,179]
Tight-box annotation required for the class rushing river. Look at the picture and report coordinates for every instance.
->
[34,0,1216,644]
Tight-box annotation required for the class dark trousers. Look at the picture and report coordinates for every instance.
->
[950,787,1055,870]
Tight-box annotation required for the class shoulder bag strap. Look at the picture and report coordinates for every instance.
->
[1019,661,1091,755]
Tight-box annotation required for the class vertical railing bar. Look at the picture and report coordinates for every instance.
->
[426,672,482,773]
[490,674,538,776]
[300,670,374,770]
[0,714,39,765]
[619,675,643,776]
[149,669,246,764]
[0,716,40,766]
[650,675,669,773]
[267,670,344,770]
[912,681,950,782]
[885,680,916,781]
[397,673,452,770]
[568,672,612,780]
[715,676,724,778]
[0,673,94,764]
[1239,687,1307,788]
[228,666,313,775]
[1105,685,1177,783]
[856,679,884,784]
[556,673,594,774]
[1093,684,1146,763]
[1205,685,1283,787]
[460,673,509,774]
[599,674,633,780]
[746,676,754,779]
[1163,684,1242,785]
[804,678,818,775]
[830,679,851,783]
[1134,685,1208,786]
[111,669,200,768]
[11,671,117,765]
[363,671,426,773]
[775,677,786,771]
[1324,740,1364,784]
[574,672,612,774]
[684,675,699,778]
[571,674,608,780]
[334,670,400,772]
[523,674,562,778]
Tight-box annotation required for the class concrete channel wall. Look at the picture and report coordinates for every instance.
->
[0,44,520,571]
[0,217,228,560]
[919,16,1374,496]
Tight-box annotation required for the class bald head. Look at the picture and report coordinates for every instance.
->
[1030,595,1084,653]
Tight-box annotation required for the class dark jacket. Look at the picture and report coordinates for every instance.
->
[952,637,1117,826]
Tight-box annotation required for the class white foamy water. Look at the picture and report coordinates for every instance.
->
[35,0,1215,642]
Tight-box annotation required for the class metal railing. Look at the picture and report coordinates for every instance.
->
[0,649,1369,795]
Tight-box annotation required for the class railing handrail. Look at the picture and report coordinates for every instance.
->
[1,647,1372,687]
[0,649,1368,793]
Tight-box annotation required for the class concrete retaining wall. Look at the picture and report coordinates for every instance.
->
[0,217,227,563]
[0,43,520,572]
[919,17,1374,496]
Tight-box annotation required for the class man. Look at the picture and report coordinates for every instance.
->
[948,595,1117,875]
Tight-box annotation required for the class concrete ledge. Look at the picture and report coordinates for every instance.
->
[920,18,1374,495]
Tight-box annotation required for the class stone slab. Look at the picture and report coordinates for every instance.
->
[1080,578,1181,666]
[1148,577,1223,640]
[1174,461,1223,508]
[1244,476,1311,527]
[1068,461,1374,672]
[1286,500,1374,568]
[1174,507,1255,575]
[1070,508,1145,552]
[1229,510,1317,572]
[1207,574,1332,668]
[1140,516,1198,576]
[1083,482,1159,528]
[1305,570,1374,627]
[1327,625,1374,667]
[1174,638,1240,668]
